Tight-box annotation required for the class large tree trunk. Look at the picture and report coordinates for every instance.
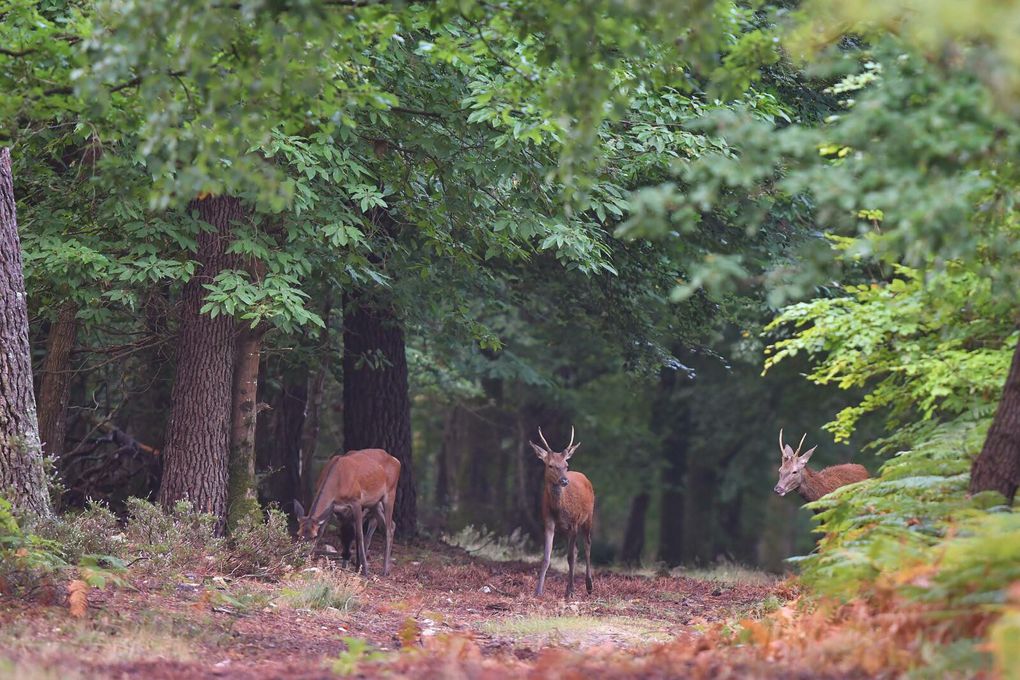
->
[342,295,416,533]
[158,196,244,528]
[0,148,50,516]
[620,492,650,566]
[970,336,1020,504]
[227,325,266,531]
[37,302,77,462]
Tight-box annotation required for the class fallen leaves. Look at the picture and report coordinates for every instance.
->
[67,579,89,618]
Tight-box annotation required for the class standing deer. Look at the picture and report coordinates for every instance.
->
[774,429,869,503]
[295,448,400,576]
[530,426,595,599]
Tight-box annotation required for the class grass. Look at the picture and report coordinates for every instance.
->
[481,614,673,647]
[280,567,365,612]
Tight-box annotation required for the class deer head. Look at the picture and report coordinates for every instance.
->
[529,426,581,489]
[774,429,818,496]
[294,499,333,541]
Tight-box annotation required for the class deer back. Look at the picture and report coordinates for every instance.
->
[345,448,400,495]
[799,463,869,502]
[312,454,388,516]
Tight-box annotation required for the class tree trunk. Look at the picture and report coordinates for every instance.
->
[342,295,416,533]
[255,367,306,513]
[158,196,244,528]
[0,148,50,516]
[227,325,266,531]
[620,492,650,566]
[37,302,77,462]
[300,299,332,505]
[654,367,688,566]
[970,335,1020,504]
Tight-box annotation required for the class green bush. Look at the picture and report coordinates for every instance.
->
[0,497,67,594]
[123,498,220,574]
[219,507,309,579]
[31,500,123,564]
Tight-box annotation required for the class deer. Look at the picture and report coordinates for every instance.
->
[530,426,595,599]
[295,448,400,576]
[774,429,869,504]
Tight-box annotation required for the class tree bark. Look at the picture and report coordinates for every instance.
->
[255,367,306,513]
[0,147,50,515]
[37,302,77,461]
[158,196,244,528]
[970,335,1020,504]
[300,298,332,505]
[227,325,266,531]
[620,492,650,566]
[654,366,688,566]
[342,295,416,533]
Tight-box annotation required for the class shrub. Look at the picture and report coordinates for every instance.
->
[0,496,67,595]
[122,498,220,574]
[31,500,123,564]
[219,507,309,579]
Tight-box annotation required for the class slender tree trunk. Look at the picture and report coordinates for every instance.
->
[0,148,50,516]
[970,336,1020,504]
[227,325,266,531]
[158,196,244,528]
[655,367,688,566]
[37,302,77,462]
[620,492,650,566]
[342,294,416,533]
[255,367,306,513]
[300,298,332,505]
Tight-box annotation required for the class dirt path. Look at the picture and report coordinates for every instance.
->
[0,541,793,679]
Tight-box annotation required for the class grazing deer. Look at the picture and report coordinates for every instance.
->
[295,448,400,576]
[530,426,595,599]
[774,429,869,504]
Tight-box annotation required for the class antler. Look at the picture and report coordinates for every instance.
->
[566,426,575,450]
[779,428,785,454]
[795,432,807,457]
[537,426,553,451]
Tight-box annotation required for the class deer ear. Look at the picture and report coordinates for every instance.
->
[564,443,581,460]
[782,444,796,459]
[529,441,548,462]
[314,505,334,525]
[294,499,305,520]
[798,446,818,467]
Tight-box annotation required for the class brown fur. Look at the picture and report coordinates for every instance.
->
[797,463,869,503]
[295,448,400,576]
[530,428,596,599]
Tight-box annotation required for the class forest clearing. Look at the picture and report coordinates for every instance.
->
[3,0,1020,678]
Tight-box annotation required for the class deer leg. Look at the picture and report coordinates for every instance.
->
[364,513,379,554]
[535,521,555,596]
[381,496,395,577]
[353,503,369,577]
[566,531,577,599]
[584,523,593,594]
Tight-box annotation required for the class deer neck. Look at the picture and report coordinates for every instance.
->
[544,481,565,513]
[797,465,825,502]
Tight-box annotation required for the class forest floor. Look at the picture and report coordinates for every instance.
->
[0,539,871,679]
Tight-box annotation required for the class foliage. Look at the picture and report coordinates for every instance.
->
[217,507,309,579]
[764,243,1015,441]
[30,500,122,565]
[122,498,221,574]
[332,637,388,676]
[0,496,66,594]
